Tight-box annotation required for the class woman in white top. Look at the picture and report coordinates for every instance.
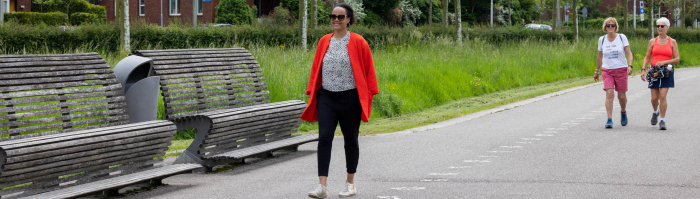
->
[594,17,634,129]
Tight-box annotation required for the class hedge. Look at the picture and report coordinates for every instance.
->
[70,12,105,26]
[3,12,69,26]
[2,22,699,54]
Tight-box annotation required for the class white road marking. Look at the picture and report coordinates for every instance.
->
[499,146,523,148]
[378,196,402,199]
[420,179,449,182]
[428,173,458,176]
[487,151,512,153]
[521,138,541,141]
[478,155,498,158]
[391,187,426,191]
[535,134,554,137]
[448,166,472,169]
[515,141,533,144]
[464,160,492,163]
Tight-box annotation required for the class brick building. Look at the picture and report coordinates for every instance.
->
[93,0,279,26]
[1,0,31,13]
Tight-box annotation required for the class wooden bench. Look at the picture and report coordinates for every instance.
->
[0,53,202,198]
[131,48,318,169]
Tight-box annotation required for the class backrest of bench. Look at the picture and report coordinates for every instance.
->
[0,53,130,140]
[131,48,271,120]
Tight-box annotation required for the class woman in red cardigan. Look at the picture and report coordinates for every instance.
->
[302,3,378,199]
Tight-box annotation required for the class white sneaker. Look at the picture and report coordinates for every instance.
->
[308,184,328,198]
[338,182,356,197]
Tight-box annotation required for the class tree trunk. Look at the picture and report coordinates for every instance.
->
[556,0,561,30]
[311,0,317,30]
[651,0,654,39]
[625,0,629,30]
[429,0,433,25]
[508,0,512,26]
[443,0,449,27]
[456,0,461,45]
[299,0,308,49]
[117,0,130,53]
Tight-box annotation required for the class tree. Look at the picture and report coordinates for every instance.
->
[299,0,307,49]
[362,0,400,18]
[625,0,628,30]
[215,0,255,25]
[574,0,578,41]
[456,0,461,45]
[429,0,433,24]
[311,0,317,30]
[116,0,130,54]
[442,0,448,26]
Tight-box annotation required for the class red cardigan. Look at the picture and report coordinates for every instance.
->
[300,32,379,123]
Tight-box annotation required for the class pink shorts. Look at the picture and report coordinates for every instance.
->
[602,67,628,92]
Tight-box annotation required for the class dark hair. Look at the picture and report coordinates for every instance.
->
[334,3,357,27]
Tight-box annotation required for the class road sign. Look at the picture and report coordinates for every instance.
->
[582,8,588,17]
[640,1,645,21]
[566,8,570,15]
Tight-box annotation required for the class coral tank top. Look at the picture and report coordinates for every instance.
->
[651,36,673,65]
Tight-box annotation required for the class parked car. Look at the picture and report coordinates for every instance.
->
[525,24,552,31]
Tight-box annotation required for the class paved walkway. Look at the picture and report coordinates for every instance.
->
[127,68,700,198]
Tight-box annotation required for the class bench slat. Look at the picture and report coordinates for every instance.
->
[0,69,112,80]
[206,121,300,144]
[136,49,248,56]
[212,110,304,129]
[208,135,318,159]
[0,64,110,73]
[0,103,126,121]
[22,164,203,199]
[154,62,257,70]
[165,92,268,108]
[164,87,268,102]
[168,101,269,119]
[0,59,107,68]
[199,100,303,118]
[160,73,264,85]
[6,137,172,164]
[157,68,262,80]
[134,47,244,53]
[1,109,127,127]
[0,115,129,136]
[0,55,103,63]
[161,77,265,90]
[146,53,253,61]
[0,96,125,114]
[0,79,118,93]
[0,91,122,107]
[0,53,98,59]
[162,81,266,96]
[0,84,120,99]
[154,58,258,65]
[154,63,258,75]
[167,96,270,114]
[0,74,115,86]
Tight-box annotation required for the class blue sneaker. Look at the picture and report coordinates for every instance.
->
[605,118,613,129]
[621,112,628,126]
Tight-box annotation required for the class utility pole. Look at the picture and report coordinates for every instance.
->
[575,0,579,41]
[193,0,197,27]
[490,0,493,27]
[634,0,637,29]
[117,0,131,53]
[0,0,4,27]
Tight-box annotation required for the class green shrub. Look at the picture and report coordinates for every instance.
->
[360,10,382,26]
[31,0,106,25]
[215,0,256,25]
[70,12,104,26]
[3,12,69,25]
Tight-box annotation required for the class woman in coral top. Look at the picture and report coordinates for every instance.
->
[641,17,680,130]
[301,3,378,198]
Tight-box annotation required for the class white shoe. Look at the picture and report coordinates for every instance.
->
[308,184,328,198]
[338,182,356,197]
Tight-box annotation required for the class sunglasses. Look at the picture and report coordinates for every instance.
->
[606,24,616,28]
[657,25,666,28]
[329,14,346,21]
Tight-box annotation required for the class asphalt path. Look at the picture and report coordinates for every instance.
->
[126,67,700,199]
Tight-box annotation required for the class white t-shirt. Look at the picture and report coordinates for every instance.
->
[598,34,630,70]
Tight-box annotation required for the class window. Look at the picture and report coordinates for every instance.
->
[139,0,145,16]
[3,0,9,13]
[170,0,179,15]
[197,0,202,15]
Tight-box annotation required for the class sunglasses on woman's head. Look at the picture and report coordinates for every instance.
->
[657,25,666,28]
[606,24,616,28]
[329,14,346,21]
